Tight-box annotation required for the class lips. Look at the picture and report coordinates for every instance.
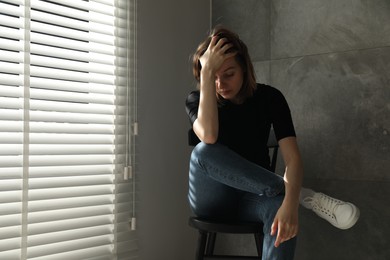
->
[218,89,231,95]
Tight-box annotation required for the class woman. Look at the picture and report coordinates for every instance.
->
[186,27,359,259]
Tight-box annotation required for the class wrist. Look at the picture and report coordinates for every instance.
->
[282,188,300,209]
[200,71,216,90]
[200,67,215,79]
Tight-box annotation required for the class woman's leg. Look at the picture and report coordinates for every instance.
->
[188,161,241,220]
[190,142,285,197]
[189,142,296,259]
[238,192,297,260]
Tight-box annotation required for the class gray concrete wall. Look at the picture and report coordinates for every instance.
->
[212,0,390,259]
[137,0,210,259]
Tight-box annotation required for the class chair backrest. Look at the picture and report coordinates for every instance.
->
[267,128,279,172]
[188,128,279,172]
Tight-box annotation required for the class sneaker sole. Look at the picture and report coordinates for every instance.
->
[335,203,360,230]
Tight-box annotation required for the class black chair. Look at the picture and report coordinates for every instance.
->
[188,129,279,260]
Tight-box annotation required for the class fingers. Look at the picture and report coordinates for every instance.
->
[209,35,219,48]
[199,36,236,73]
[270,219,278,236]
[272,220,298,248]
[210,36,235,55]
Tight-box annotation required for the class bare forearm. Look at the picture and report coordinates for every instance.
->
[271,148,302,247]
[278,137,303,208]
[193,70,219,143]
[283,159,303,208]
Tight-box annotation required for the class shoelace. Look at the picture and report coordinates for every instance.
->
[303,193,341,219]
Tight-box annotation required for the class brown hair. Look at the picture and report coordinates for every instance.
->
[192,26,257,102]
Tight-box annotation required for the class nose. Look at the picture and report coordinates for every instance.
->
[215,77,223,89]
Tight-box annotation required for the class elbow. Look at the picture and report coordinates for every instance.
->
[202,134,218,144]
[198,130,218,144]
[193,120,218,144]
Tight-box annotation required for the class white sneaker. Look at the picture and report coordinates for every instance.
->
[302,192,360,230]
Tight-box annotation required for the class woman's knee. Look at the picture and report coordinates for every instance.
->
[190,142,219,163]
[192,141,226,156]
[192,141,214,154]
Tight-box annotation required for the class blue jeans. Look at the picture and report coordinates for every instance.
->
[188,142,297,260]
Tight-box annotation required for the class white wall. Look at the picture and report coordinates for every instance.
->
[137,0,210,259]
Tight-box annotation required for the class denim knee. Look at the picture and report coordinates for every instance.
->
[190,142,205,168]
[190,142,219,165]
[192,141,217,155]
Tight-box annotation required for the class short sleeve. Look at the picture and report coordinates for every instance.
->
[267,87,296,141]
[185,91,200,125]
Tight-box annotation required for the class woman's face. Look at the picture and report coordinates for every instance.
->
[215,56,244,104]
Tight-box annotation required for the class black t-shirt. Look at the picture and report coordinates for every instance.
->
[185,83,296,169]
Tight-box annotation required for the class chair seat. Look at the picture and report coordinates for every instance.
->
[189,217,263,234]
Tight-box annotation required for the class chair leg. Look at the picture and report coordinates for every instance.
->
[254,233,263,258]
[205,232,216,256]
[196,230,207,260]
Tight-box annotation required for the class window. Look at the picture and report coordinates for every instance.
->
[0,0,138,259]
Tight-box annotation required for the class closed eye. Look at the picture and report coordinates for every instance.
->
[224,72,235,78]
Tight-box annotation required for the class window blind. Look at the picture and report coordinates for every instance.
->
[0,0,138,259]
